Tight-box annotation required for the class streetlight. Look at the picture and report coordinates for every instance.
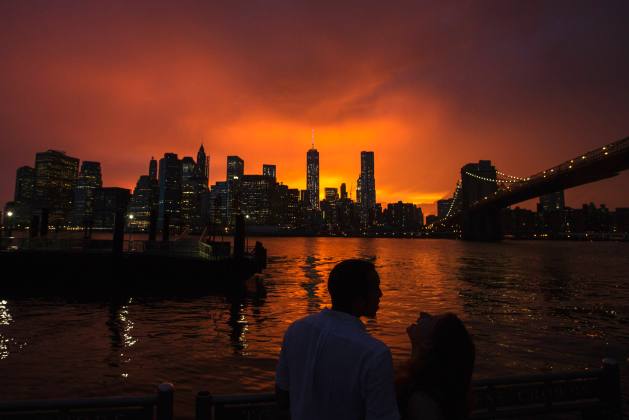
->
[5,211,13,238]
[127,214,134,251]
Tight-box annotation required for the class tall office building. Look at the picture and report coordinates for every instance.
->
[149,157,158,180]
[385,201,423,231]
[181,157,196,180]
[92,187,131,229]
[128,174,159,231]
[15,166,35,203]
[33,150,80,225]
[358,151,376,226]
[197,144,209,182]
[227,156,244,180]
[158,153,182,229]
[181,151,209,231]
[340,183,348,200]
[437,198,454,219]
[208,181,230,226]
[238,175,274,224]
[263,164,276,179]
[11,166,35,226]
[325,187,339,202]
[306,146,319,210]
[71,161,102,226]
[539,191,565,212]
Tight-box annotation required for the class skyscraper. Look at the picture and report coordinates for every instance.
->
[92,187,131,229]
[325,187,339,202]
[358,151,376,226]
[227,156,244,180]
[340,183,348,200]
[158,153,182,229]
[12,166,35,226]
[15,166,35,203]
[263,164,276,179]
[128,174,159,231]
[33,150,80,226]
[197,144,209,182]
[306,145,319,210]
[71,161,102,226]
[437,198,454,219]
[181,153,209,231]
[149,157,158,180]
[539,191,565,212]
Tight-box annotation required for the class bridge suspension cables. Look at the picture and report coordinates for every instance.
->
[444,180,462,219]
[462,170,531,185]
[425,180,462,231]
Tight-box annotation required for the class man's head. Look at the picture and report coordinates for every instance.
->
[328,259,382,318]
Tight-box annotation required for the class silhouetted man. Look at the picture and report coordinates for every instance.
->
[276,259,399,420]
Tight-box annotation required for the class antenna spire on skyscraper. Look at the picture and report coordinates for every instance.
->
[312,128,315,149]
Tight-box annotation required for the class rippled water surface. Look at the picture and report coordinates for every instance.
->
[1,238,628,417]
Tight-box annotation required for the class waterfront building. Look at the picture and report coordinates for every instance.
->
[71,161,102,227]
[227,156,244,181]
[11,166,35,227]
[149,157,158,180]
[197,144,209,181]
[208,181,230,226]
[128,174,159,231]
[263,164,276,179]
[615,208,629,233]
[92,187,131,229]
[437,198,453,219]
[325,187,339,202]
[158,153,182,230]
[425,214,438,225]
[539,191,565,213]
[358,151,376,227]
[306,146,319,210]
[237,175,274,224]
[33,150,80,226]
[385,201,422,232]
[340,183,348,200]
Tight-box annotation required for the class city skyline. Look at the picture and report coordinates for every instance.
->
[2,2,629,214]
[4,138,629,217]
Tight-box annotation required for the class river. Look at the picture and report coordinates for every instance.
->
[1,238,628,417]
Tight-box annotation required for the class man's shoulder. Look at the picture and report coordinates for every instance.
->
[360,333,390,356]
[284,312,323,335]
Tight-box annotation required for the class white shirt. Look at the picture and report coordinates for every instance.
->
[276,308,400,420]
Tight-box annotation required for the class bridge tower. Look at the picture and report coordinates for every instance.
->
[460,160,502,241]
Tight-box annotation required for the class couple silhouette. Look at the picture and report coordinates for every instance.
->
[276,259,475,420]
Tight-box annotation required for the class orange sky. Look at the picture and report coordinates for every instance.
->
[1,1,628,215]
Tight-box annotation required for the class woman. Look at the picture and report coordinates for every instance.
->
[397,312,475,420]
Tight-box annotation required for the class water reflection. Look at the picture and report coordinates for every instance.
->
[300,255,324,313]
[227,297,249,355]
[0,299,13,360]
[106,298,136,378]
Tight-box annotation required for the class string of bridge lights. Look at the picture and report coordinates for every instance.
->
[496,171,530,181]
[444,181,461,219]
[463,171,530,184]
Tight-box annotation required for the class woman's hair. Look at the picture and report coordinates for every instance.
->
[398,313,476,420]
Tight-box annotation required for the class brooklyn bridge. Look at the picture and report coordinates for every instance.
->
[430,136,629,240]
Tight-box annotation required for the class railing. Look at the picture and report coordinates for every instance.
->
[194,359,622,420]
[0,383,174,420]
[0,237,233,261]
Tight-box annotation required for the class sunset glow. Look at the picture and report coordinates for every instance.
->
[2,1,628,214]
